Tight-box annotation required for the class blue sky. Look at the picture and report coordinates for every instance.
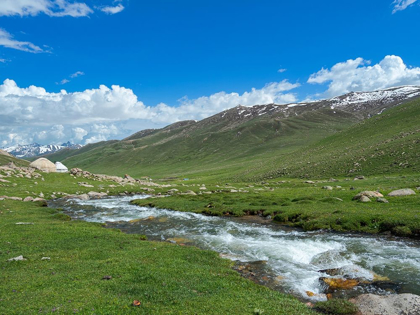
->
[1,0,420,146]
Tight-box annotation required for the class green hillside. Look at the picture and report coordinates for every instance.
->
[56,106,359,179]
[36,97,420,182]
[255,97,420,179]
[0,150,29,167]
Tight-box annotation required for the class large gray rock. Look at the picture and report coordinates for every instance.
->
[353,191,383,200]
[352,293,420,315]
[79,194,90,200]
[388,189,416,197]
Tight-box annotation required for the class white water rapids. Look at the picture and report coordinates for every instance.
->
[53,195,420,301]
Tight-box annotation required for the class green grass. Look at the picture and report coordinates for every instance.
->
[0,174,314,314]
[132,175,420,237]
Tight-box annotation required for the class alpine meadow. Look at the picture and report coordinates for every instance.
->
[1,1,420,314]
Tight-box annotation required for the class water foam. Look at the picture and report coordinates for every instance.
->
[58,195,420,301]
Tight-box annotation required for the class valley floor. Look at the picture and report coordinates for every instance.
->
[1,166,419,314]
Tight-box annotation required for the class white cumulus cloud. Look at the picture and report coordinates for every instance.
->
[72,127,88,141]
[0,28,44,53]
[392,0,418,13]
[307,55,420,97]
[0,79,300,146]
[0,0,93,17]
[70,71,85,78]
[99,4,125,15]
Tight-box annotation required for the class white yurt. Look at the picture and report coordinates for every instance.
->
[29,158,56,173]
[55,162,69,173]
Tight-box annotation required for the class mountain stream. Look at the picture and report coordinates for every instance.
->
[50,195,420,302]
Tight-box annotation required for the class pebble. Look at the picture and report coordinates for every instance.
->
[8,255,26,262]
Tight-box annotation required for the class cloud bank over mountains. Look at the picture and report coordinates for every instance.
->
[2,55,420,147]
[0,79,300,147]
[308,55,420,98]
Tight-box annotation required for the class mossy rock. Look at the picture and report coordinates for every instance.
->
[314,299,358,315]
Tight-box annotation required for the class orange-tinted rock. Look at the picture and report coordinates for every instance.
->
[320,277,359,290]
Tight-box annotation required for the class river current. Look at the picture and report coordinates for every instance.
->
[50,195,420,301]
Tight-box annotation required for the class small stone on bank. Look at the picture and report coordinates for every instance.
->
[8,255,26,262]
[41,257,51,261]
[16,222,34,225]
[376,197,389,203]
[359,196,371,203]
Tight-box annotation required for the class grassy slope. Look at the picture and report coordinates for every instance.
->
[0,154,29,167]
[0,172,313,315]
[40,99,420,183]
[256,98,420,180]
[54,107,358,180]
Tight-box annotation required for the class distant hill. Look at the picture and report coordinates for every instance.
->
[0,149,29,167]
[46,86,420,180]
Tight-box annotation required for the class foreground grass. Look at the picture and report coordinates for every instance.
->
[0,200,313,314]
[133,174,420,237]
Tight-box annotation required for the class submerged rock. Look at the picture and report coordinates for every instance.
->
[320,277,359,291]
[87,191,108,199]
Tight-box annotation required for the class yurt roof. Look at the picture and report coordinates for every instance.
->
[29,158,56,172]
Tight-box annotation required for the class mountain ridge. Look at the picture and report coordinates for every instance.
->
[3,142,83,159]
[27,85,420,180]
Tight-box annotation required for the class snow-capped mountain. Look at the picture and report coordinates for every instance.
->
[190,85,420,131]
[3,142,83,158]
